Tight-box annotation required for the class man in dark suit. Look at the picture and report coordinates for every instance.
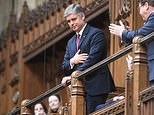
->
[109,0,154,86]
[61,3,116,115]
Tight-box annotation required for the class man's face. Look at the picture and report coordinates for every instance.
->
[66,13,85,32]
[138,2,149,20]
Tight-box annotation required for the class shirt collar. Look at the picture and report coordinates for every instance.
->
[145,11,154,23]
[76,23,87,36]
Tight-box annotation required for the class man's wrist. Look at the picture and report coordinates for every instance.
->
[70,58,74,69]
[120,29,125,43]
[120,29,124,38]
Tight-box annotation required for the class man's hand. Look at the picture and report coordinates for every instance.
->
[70,49,88,65]
[109,20,126,37]
[61,76,71,86]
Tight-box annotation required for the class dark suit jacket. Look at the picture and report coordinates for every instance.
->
[122,12,154,81]
[61,24,116,96]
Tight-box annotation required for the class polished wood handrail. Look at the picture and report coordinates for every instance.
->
[1,0,154,114]
[8,43,132,115]
[8,83,68,115]
[9,32,154,115]
[7,32,154,115]
[8,41,132,115]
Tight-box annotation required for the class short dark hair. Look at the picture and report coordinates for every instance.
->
[138,0,154,6]
[33,102,47,114]
[49,94,61,102]
[54,94,61,102]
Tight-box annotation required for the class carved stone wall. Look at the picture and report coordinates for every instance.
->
[0,0,45,33]
[0,0,12,32]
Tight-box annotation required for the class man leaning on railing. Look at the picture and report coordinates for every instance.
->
[109,0,154,86]
[61,3,116,115]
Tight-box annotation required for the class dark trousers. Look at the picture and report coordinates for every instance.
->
[148,60,154,81]
[149,80,154,86]
[85,93,108,115]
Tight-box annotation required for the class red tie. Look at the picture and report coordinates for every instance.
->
[76,34,80,50]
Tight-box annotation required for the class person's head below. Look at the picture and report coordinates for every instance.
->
[137,0,154,20]
[64,3,86,33]
[48,94,62,113]
[34,102,47,115]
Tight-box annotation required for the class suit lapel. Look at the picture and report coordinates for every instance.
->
[72,35,78,52]
[78,25,89,49]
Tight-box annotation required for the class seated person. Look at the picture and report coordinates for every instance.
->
[95,55,133,111]
[33,102,47,115]
[48,94,64,115]
[95,95,124,110]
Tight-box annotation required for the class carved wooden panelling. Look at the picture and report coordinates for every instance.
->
[91,100,125,115]
[10,52,18,65]
[140,86,154,102]
[9,64,19,87]
[23,0,109,58]
[0,30,7,50]
[117,0,131,20]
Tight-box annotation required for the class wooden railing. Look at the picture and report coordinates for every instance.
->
[1,0,154,114]
[10,33,154,115]
[9,42,131,114]
[0,0,109,114]
[91,33,154,115]
[8,31,154,115]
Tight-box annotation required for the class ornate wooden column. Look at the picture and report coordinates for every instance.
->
[132,36,148,115]
[70,71,85,115]
[63,103,69,115]
[125,69,133,115]
[20,99,32,115]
